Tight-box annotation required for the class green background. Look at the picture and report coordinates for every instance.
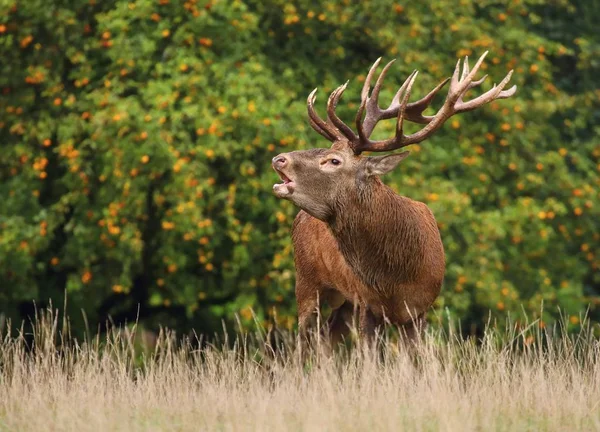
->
[1,0,599,337]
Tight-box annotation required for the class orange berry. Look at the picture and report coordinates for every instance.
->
[81,271,92,284]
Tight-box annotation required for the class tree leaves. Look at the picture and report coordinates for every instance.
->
[0,0,598,336]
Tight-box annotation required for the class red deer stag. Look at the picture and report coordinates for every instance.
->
[272,52,516,346]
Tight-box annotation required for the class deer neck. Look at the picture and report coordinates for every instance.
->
[328,178,427,289]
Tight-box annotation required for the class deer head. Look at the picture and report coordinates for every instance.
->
[272,51,516,221]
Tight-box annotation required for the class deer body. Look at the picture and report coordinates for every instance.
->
[272,52,516,344]
[292,176,444,337]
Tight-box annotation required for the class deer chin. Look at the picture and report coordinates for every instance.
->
[273,181,296,198]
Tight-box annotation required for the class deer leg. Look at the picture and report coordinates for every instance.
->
[297,297,319,339]
[325,300,356,348]
[295,275,330,361]
[359,306,377,347]
[399,313,427,346]
[295,295,318,363]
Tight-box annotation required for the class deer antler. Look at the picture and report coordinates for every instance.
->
[307,51,517,155]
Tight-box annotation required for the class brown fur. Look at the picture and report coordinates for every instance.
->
[273,145,445,344]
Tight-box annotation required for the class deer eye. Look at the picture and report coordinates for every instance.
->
[330,159,341,165]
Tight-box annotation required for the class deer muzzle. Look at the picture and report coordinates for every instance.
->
[272,154,296,198]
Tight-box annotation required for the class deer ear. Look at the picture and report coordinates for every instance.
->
[364,152,410,176]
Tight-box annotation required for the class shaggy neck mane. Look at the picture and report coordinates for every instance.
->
[328,177,429,292]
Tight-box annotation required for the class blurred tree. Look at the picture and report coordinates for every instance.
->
[0,0,598,337]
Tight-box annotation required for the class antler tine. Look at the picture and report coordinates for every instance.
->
[460,56,470,82]
[326,82,358,141]
[377,69,420,118]
[307,89,340,142]
[449,58,463,94]
[394,71,419,142]
[307,114,334,141]
[354,71,419,153]
[358,70,418,141]
[448,51,489,102]
[402,76,451,124]
[459,51,489,94]
[471,74,488,88]
[360,57,383,103]
[367,59,397,114]
[454,56,489,105]
[354,58,383,137]
[355,58,383,142]
[456,70,516,113]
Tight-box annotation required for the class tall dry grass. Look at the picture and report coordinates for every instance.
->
[1,307,599,432]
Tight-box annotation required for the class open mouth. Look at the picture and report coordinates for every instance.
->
[273,168,296,197]
[277,170,293,185]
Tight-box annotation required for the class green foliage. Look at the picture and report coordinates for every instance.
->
[0,0,598,336]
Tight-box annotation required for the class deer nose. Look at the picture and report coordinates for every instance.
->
[272,155,288,168]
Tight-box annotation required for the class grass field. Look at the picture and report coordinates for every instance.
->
[1,309,599,432]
